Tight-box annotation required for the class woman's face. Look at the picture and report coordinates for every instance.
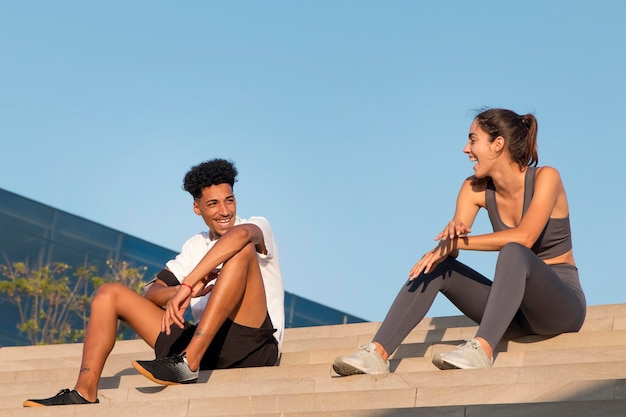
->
[463,119,500,178]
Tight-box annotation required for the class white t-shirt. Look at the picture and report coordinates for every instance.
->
[165,216,285,350]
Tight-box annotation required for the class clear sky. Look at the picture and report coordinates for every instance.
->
[1,1,625,323]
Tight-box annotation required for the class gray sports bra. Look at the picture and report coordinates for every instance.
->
[485,166,572,260]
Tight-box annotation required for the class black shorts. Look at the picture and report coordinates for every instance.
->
[154,313,279,370]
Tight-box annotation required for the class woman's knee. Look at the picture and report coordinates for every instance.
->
[493,243,536,285]
[501,242,528,253]
[498,242,533,263]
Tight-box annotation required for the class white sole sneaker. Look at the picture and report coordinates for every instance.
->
[332,343,390,376]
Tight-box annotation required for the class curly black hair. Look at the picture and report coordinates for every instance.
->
[183,159,238,198]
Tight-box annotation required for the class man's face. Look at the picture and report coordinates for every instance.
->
[193,183,236,239]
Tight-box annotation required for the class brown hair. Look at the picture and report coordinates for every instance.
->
[475,108,538,167]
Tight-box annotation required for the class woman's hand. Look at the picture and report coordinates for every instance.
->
[408,238,456,279]
[435,220,471,241]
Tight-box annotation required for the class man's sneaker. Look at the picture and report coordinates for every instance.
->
[432,338,493,370]
[23,389,99,407]
[132,352,199,385]
[332,342,390,376]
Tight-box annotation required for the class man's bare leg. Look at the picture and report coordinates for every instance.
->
[183,242,267,371]
[73,283,165,401]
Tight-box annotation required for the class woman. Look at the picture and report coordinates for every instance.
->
[333,108,586,375]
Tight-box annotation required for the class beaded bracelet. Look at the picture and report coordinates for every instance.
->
[180,282,194,294]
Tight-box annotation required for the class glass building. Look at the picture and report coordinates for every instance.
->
[0,187,365,346]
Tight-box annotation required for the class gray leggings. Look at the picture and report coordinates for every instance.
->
[374,242,586,354]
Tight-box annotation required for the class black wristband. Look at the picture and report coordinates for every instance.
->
[157,269,180,287]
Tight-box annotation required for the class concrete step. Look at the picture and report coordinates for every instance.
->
[5,342,626,398]
[0,338,152,362]
[2,303,621,363]
[282,315,622,351]
[4,354,626,409]
[0,303,624,417]
[7,398,626,417]
[8,376,625,416]
[3,325,624,385]
[281,302,626,341]
[281,329,626,366]
[2,329,621,386]
[4,345,626,402]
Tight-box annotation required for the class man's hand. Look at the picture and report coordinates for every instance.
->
[161,269,222,333]
[192,269,220,298]
[161,286,192,334]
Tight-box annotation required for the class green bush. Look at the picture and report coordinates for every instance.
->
[0,259,147,345]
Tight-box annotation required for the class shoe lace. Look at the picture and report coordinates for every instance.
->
[54,389,72,397]
[164,353,186,364]
[456,339,480,352]
[359,343,375,353]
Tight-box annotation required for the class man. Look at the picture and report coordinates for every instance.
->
[24,158,284,406]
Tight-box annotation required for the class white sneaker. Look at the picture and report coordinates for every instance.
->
[432,338,493,370]
[332,343,390,376]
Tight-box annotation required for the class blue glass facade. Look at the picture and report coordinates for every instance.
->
[0,187,365,346]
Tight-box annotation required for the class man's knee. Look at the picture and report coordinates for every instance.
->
[228,242,258,264]
[92,282,130,304]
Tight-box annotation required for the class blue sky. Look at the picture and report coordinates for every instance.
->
[1,1,625,322]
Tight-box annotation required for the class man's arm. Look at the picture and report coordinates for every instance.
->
[144,270,181,307]
[180,223,265,289]
[160,223,265,332]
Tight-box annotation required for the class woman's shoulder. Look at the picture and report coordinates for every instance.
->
[459,175,489,208]
[466,175,489,191]
[534,165,562,183]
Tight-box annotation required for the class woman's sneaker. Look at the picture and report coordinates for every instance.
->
[432,338,493,370]
[23,389,99,407]
[332,342,390,376]
[132,352,199,385]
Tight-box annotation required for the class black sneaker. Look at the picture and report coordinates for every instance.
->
[23,389,99,407]
[132,352,199,385]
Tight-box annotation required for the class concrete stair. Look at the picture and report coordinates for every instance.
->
[1,303,625,416]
